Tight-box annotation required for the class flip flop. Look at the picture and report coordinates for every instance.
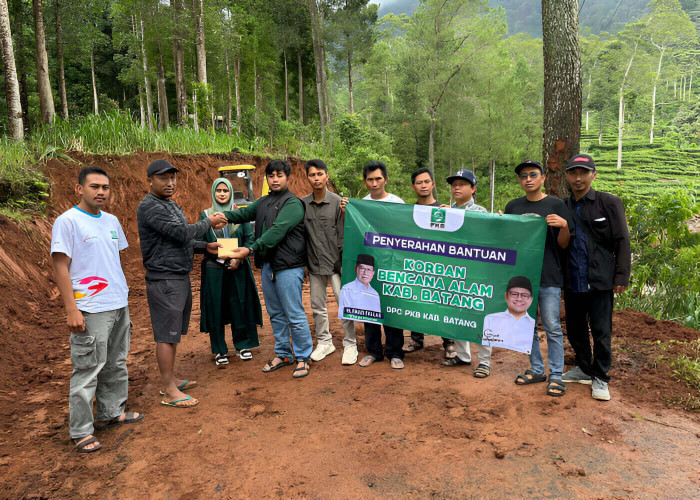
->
[442,357,471,367]
[515,369,547,385]
[177,380,197,391]
[161,395,199,408]
[403,342,423,353]
[390,357,405,370]
[94,411,144,431]
[73,435,102,454]
[159,380,198,396]
[262,357,293,373]
[547,378,567,397]
[359,355,378,367]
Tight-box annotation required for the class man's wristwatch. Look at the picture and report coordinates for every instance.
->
[247,247,254,257]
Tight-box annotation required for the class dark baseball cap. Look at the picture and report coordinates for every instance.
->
[514,160,543,174]
[565,154,596,171]
[147,159,179,177]
[506,276,532,293]
[446,169,477,186]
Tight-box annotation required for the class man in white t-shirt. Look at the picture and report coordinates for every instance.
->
[340,161,406,370]
[51,167,142,454]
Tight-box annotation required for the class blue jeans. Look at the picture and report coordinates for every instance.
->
[530,287,564,379]
[261,264,313,361]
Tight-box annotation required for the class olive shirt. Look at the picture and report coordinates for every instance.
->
[301,189,344,276]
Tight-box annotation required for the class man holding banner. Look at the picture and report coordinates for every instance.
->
[341,161,406,370]
[404,168,458,364]
[443,170,492,378]
[507,160,572,398]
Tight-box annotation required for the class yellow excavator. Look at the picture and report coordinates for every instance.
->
[217,165,269,208]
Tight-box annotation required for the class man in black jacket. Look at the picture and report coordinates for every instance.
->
[137,160,227,408]
[561,154,631,401]
[224,160,314,378]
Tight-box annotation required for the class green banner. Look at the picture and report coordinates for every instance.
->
[338,199,547,354]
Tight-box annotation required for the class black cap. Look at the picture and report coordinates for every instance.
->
[565,154,596,172]
[356,254,375,267]
[446,169,477,186]
[506,276,532,293]
[147,159,179,177]
[514,160,543,175]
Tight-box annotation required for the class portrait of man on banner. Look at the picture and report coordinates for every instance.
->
[481,276,536,354]
[338,254,383,323]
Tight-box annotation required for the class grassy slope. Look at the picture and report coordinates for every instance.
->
[581,134,700,198]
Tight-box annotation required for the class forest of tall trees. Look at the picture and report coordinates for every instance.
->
[0,0,698,200]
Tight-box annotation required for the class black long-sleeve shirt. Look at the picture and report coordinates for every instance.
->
[137,193,210,279]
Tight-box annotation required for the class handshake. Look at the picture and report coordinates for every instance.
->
[207,212,228,230]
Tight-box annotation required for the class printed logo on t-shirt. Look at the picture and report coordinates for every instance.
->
[110,231,118,239]
[82,234,98,243]
[73,276,109,299]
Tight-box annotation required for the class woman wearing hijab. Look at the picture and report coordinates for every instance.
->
[199,178,262,366]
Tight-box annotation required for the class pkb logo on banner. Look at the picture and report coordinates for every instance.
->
[430,208,445,228]
[412,205,464,232]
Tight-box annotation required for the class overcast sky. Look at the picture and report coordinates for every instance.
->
[369,0,419,17]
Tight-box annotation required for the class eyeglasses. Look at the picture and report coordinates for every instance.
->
[508,291,531,299]
[518,172,541,179]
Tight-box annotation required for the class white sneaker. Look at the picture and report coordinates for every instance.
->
[310,343,336,361]
[342,345,358,365]
[561,366,593,385]
[591,378,610,401]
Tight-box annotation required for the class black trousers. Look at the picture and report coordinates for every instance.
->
[410,331,455,349]
[364,323,405,360]
[564,289,614,383]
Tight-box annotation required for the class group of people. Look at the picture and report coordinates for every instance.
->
[51,153,630,454]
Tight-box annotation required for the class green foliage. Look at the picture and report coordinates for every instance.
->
[0,139,49,211]
[670,341,700,392]
[617,189,700,328]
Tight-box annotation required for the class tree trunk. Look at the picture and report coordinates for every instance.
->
[541,0,581,199]
[138,84,145,128]
[585,70,592,131]
[140,16,154,131]
[428,107,436,177]
[308,0,325,139]
[192,89,198,131]
[689,72,693,96]
[234,57,241,135]
[225,48,232,135]
[673,78,677,98]
[347,47,354,115]
[55,0,68,120]
[195,0,206,84]
[90,43,99,115]
[156,37,169,130]
[617,43,636,170]
[253,56,260,137]
[298,48,303,123]
[12,0,29,132]
[0,0,23,140]
[649,48,664,144]
[598,107,604,145]
[32,0,54,125]
[171,0,187,126]
[284,49,289,121]
[320,38,330,125]
[682,75,686,100]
